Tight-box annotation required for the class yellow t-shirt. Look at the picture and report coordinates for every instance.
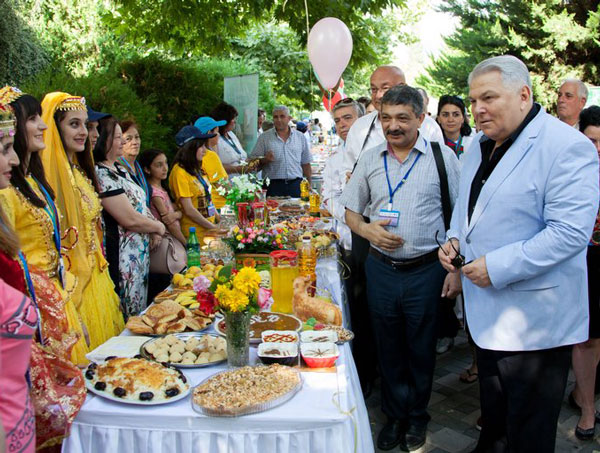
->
[202,149,228,209]
[168,163,216,240]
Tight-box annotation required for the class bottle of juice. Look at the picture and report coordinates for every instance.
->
[300,178,310,201]
[186,227,201,267]
[298,237,317,296]
[270,251,299,314]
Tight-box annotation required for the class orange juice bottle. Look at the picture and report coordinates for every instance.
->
[270,251,299,314]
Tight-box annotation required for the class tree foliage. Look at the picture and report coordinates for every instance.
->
[107,0,404,71]
[417,0,600,108]
[0,0,50,84]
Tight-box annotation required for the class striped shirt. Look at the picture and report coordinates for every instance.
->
[339,135,460,259]
[250,128,312,180]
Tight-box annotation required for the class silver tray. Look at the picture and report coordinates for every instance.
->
[191,366,302,417]
[84,360,190,406]
[140,333,227,368]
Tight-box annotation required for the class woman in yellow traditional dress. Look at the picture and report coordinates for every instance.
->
[40,91,124,351]
[0,86,90,365]
[0,95,86,450]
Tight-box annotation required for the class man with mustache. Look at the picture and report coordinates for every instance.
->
[340,85,461,451]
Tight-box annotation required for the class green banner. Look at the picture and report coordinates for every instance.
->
[586,86,600,107]
[224,73,259,155]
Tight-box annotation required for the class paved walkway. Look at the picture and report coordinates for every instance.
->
[365,331,600,452]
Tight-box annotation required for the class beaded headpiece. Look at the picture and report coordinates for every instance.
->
[0,86,24,106]
[57,96,86,111]
[0,103,16,139]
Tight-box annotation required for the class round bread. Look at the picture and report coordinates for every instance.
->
[155,353,169,363]
[145,342,158,354]
[165,335,179,346]
[169,352,183,363]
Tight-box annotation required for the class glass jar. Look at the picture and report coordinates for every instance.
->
[251,202,266,226]
[269,250,299,314]
[236,202,250,227]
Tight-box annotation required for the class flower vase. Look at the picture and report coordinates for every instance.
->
[224,310,251,367]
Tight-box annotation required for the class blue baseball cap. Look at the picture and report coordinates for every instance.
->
[175,125,216,147]
[87,106,111,122]
[296,121,308,133]
[194,116,227,134]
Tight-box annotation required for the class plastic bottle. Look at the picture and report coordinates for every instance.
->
[186,227,201,267]
[300,178,310,201]
[298,237,317,296]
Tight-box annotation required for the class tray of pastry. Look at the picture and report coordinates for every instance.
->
[140,333,226,368]
[192,364,302,416]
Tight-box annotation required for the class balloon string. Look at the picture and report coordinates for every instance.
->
[304,0,315,113]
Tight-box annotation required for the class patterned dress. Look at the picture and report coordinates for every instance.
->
[96,163,151,318]
[0,279,37,453]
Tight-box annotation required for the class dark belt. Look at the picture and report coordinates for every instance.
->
[369,247,439,271]
[269,178,302,184]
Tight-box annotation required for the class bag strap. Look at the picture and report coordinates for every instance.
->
[431,141,451,230]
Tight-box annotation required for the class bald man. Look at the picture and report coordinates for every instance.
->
[557,78,588,128]
[342,66,443,175]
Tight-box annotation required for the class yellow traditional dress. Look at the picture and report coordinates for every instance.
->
[73,168,124,346]
[40,92,124,353]
[0,182,89,365]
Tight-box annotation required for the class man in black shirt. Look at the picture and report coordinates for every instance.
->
[439,55,599,452]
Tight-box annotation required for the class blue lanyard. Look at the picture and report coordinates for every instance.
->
[383,149,422,208]
[17,251,43,342]
[224,134,242,155]
[119,158,151,206]
[32,177,65,289]
[196,172,212,204]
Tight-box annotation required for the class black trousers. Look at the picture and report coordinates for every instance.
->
[436,296,460,339]
[474,345,572,453]
[266,178,301,197]
[365,254,446,427]
[342,235,378,388]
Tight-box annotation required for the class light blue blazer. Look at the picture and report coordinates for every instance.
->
[448,108,599,351]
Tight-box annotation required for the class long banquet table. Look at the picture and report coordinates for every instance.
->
[62,258,374,453]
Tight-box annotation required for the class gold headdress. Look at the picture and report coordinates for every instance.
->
[0,86,24,107]
[57,96,86,112]
[0,103,16,139]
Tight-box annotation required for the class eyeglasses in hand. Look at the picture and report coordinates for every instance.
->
[435,230,472,269]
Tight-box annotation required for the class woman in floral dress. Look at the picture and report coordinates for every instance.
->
[94,117,165,317]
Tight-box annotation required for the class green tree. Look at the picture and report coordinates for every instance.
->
[417,0,600,108]
[228,8,419,111]
[0,0,50,84]
[107,0,405,71]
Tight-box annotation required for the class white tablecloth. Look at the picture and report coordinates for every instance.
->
[62,258,373,453]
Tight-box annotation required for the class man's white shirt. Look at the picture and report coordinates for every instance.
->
[321,144,352,250]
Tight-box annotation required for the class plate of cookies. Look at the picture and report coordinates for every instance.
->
[140,333,227,368]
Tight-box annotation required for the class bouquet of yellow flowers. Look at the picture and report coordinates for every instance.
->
[213,267,262,313]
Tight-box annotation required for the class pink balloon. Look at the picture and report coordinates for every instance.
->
[308,18,353,90]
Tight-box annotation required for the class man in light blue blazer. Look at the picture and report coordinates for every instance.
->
[439,55,599,452]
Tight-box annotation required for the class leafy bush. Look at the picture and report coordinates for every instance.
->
[21,55,276,156]
[117,55,276,132]
[22,66,170,151]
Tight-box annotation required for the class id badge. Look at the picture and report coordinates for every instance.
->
[378,209,400,227]
[207,203,217,218]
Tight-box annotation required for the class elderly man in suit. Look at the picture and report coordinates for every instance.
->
[439,55,599,452]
